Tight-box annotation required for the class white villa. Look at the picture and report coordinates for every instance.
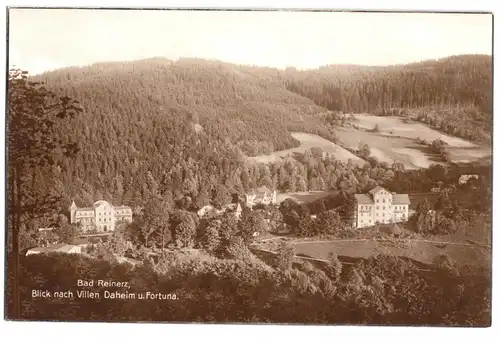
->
[245,186,277,207]
[353,186,410,228]
[69,200,133,233]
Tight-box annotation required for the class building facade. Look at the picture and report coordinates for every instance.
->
[69,200,133,233]
[353,186,410,228]
[245,186,277,207]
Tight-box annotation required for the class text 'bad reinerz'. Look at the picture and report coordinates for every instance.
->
[32,289,177,300]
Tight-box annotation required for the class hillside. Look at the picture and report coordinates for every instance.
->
[284,54,492,144]
[39,58,335,157]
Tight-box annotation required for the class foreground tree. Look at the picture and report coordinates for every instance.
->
[171,211,198,248]
[142,197,173,248]
[54,221,79,244]
[239,211,267,243]
[274,242,295,270]
[326,252,343,283]
[7,68,82,318]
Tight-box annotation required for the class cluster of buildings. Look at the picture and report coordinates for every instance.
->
[198,186,278,219]
[245,186,277,207]
[29,182,435,256]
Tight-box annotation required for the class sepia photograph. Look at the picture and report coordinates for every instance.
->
[4,6,494,327]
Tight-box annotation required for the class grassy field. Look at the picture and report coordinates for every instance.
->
[335,126,439,169]
[350,114,477,147]
[276,190,335,204]
[249,132,365,165]
[249,115,490,169]
[446,146,492,163]
[336,115,491,168]
[291,239,490,268]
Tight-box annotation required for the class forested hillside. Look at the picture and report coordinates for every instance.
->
[40,58,335,157]
[284,54,492,143]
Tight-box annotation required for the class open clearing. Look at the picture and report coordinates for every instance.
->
[276,190,334,204]
[350,114,477,147]
[249,132,365,165]
[336,115,491,168]
[291,240,490,268]
[335,127,439,169]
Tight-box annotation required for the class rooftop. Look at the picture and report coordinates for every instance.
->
[355,192,410,205]
[249,186,273,194]
[368,186,388,195]
[392,194,411,205]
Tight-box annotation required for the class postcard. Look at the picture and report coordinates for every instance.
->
[4,8,493,326]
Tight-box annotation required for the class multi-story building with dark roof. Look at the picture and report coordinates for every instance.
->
[69,200,132,233]
[353,186,410,228]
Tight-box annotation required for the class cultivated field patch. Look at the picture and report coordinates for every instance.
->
[336,115,491,168]
[335,127,439,169]
[446,147,492,163]
[350,114,477,147]
[249,132,365,165]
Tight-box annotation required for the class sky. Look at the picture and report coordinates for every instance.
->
[8,9,493,74]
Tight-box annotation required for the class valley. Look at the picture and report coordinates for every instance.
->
[8,53,493,325]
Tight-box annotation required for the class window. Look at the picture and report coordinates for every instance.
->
[376,199,379,203]
[376,213,379,217]
[376,206,379,210]
[99,218,101,222]
[383,199,385,203]
[383,206,385,210]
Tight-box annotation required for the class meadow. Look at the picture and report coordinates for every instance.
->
[249,132,365,165]
[249,115,490,170]
[276,190,335,204]
[349,114,477,147]
[338,114,491,168]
